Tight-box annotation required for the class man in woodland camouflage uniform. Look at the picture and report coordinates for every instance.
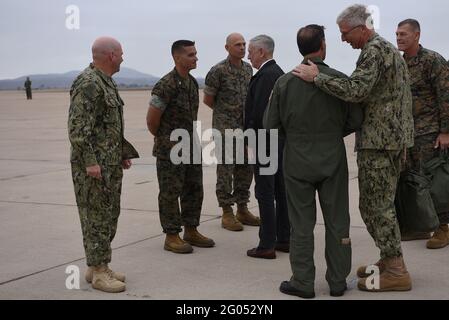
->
[147,40,214,254]
[204,33,260,232]
[296,4,414,292]
[396,19,449,248]
[68,37,139,293]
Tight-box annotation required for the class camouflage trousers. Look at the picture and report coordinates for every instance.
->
[215,132,253,208]
[156,159,203,234]
[357,150,403,259]
[216,163,253,208]
[407,133,449,224]
[71,164,123,267]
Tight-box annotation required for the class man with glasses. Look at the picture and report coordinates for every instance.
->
[295,4,414,292]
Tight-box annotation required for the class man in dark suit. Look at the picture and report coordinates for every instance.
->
[245,35,290,259]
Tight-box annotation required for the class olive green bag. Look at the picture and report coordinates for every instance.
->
[423,152,449,213]
[395,170,439,233]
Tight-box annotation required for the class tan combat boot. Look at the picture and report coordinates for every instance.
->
[183,226,215,248]
[85,265,126,283]
[236,205,260,226]
[164,233,193,254]
[427,225,449,249]
[358,256,412,292]
[221,206,244,231]
[91,265,126,293]
[356,259,386,278]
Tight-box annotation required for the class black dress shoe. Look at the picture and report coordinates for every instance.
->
[279,281,315,299]
[330,285,347,297]
[275,242,290,253]
[247,248,276,259]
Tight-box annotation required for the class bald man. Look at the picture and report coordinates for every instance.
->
[204,33,260,232]
[68,37,139,293]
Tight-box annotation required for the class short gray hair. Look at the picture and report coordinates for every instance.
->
[250,35,275,55]
[337,4,374,29]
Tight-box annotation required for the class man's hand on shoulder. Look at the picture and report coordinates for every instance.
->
[292,60,319,83]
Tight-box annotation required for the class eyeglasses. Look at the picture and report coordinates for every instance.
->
[340,25,363,38]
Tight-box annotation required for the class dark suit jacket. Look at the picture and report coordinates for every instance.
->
[245,60,284,131]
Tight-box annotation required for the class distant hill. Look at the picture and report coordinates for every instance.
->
[0,67,166,90]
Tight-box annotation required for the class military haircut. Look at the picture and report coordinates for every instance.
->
[398,19,421,32]
[297,24,325,57]
[171,40,195,55]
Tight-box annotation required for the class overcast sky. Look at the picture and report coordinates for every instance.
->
[1,0,448,79]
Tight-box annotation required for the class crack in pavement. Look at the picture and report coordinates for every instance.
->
[0,159,56,162]
[0,199,217,217]
[0,214,366,287]
[0,216,221,287]
[0,168,70,181]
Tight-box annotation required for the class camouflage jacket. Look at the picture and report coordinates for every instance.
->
[68,64,139,167]
[204,56,253,131]
[150,68,199,160]
[315,33,414,151]
[404,45,449,137]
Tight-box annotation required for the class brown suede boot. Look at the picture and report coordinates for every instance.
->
[236,205,260,226]
[164,233,193,254]
[427,225,449,249]
[356,259,386,278]
[221,206,244,231]
[358,256,412,292]
[91,265,126,293]
[85,265,126,283]
[183,226,215,248]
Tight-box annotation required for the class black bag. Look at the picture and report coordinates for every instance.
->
[423,152,449,213]
[395,170,439,233]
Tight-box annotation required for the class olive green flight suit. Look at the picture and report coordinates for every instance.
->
[264,57,363,293]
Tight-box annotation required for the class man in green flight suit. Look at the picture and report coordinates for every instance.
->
[264,25,363,299]
[68,37,139,293]
[296,4,415,292]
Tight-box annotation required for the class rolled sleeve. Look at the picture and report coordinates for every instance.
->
[150,95,167,112]
[204,67,220,97]
[203,85,217,96]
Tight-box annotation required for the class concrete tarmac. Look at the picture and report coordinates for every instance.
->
[0,90,447,300]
